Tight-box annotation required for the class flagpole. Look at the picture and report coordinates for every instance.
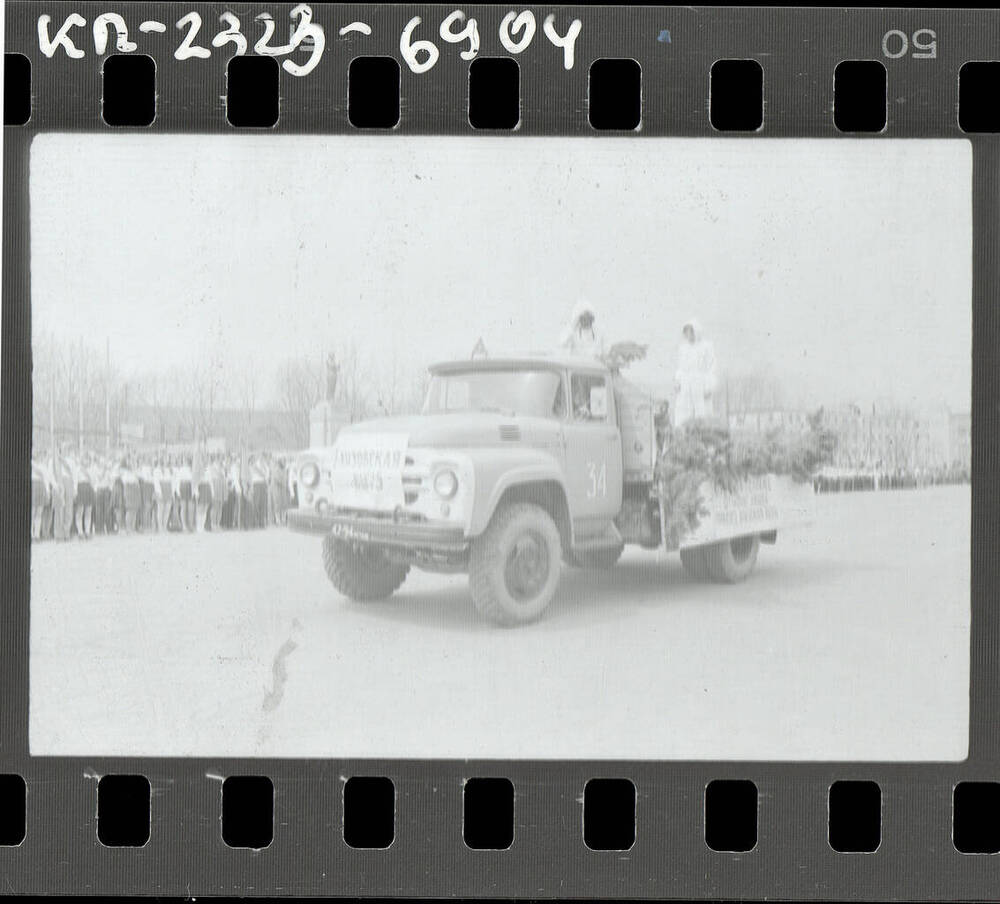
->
[49,372,56,463]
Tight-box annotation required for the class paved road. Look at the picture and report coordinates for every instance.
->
[30,485,969,760]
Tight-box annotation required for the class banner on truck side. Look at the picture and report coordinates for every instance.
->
[678,475,816,549]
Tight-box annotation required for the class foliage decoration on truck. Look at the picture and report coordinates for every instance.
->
[602,340,650,376]
[655,414,837,549]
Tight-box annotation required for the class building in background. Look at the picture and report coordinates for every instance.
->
[728,402,970,474]
[108,404,295,453]
[950,412,972,471]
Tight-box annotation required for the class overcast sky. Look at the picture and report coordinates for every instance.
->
[30,134,972,412]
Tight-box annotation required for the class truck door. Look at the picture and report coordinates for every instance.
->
[562,370,624,537]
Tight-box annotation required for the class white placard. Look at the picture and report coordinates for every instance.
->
[678,474,816,548]
[331,432,409,511]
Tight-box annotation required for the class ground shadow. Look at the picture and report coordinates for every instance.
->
[331,551,863,634]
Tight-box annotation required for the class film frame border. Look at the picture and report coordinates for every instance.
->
[1,3,997,898]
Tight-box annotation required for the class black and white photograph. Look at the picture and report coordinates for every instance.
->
[28,133,971,761]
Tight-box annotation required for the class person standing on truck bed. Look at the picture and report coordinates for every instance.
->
[559,301,605,359]
[673,318,718,426]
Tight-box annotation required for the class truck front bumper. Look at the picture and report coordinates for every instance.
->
[288,509,469,553]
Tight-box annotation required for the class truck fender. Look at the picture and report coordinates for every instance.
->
[471,465,573,545]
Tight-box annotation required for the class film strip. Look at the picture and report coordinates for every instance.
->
[1,3,998,899]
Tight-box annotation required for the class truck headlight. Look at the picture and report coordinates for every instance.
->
[301,462,319,488]
[433,469,458,499]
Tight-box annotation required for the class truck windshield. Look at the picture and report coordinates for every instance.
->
[423,369,565,419]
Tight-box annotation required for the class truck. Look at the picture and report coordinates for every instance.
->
[288,354,815,625]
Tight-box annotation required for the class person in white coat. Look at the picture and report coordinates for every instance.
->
[673,318,717,426]
[558,302,605,359]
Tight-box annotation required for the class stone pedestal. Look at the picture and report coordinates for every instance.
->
[309,400,350,448]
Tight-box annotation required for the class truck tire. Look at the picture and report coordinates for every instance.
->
[679,546,711,580]
[322,533,409,601]
[469,503,562,625]
[569,544,625,569]
[705,534,760,583]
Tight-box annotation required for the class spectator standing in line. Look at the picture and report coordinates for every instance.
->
[120,456,141,533]
[227,455,243,530]
[108,456,123,534]
[48,451,67,541]
[155,457,174,532]
[260,455,274,525]
[193,448,211,533]
[249,456,268,529]
[138,458,155,532]
[151,458,164,532]
[91,455,110,535]
[177,455,194,532]
[71,451,95,539]
[55,451,76,540]
[41,453,58,539]
[209,455,227,531]
[270,456,288,526]
[287,463,299,511]
[31,455,49,540]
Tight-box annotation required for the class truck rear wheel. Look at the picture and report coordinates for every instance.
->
[705,534,760,583]
[469,503,562,625]
[679,546,711,580]
[322,533,409,601]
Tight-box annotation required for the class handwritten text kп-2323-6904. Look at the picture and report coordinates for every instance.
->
[37,7,584,78]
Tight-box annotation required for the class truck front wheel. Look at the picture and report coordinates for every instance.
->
[469,503,562,625]
[322,533,409,601]
[705,534,760,583]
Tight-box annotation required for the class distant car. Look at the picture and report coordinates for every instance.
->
[289,354,814,625]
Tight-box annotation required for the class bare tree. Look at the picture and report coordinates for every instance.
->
[32,332,115,453]
[275,356,324,448]
[370,348,432,417]
[399,363,430,415]
[188,354,227,443]
[335,342,370,423]
[235,362,258,446]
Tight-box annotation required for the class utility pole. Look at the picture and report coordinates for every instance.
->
[870,402,876,489]
[105,337,111,452]
[78,391,84,452]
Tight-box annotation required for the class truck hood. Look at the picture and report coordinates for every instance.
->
[338,413,562,449]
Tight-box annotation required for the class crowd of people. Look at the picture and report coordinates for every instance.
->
[30,446,294,541]
[813,464,971,494]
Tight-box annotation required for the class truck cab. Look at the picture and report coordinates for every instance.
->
[424,356,625,542]
[288,354,632,621]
